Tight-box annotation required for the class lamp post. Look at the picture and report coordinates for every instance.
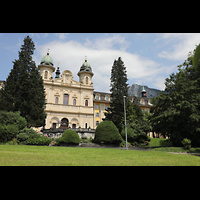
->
[123,96,128,150]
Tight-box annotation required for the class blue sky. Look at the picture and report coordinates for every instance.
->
[1,33,200,92]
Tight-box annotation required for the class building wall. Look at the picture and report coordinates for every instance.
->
[41,65,94,129]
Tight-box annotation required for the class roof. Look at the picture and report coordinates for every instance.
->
[40,52,54,66]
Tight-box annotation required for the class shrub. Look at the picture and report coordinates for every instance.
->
[0,124,19,142]
[26,135,52,146]
[6,138,19,145]
[181,138,191,150]
[0,111,27,142]
[17,128,39,142]
[58,129,80,145]
[94,120,122,145]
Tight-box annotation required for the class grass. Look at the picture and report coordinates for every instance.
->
[1,145,200,166]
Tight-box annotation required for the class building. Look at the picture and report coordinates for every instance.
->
[38,51,111,130]
[130,85,153,113]
[93,91,110,127]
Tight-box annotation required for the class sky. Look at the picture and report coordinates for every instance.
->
[0,33,200,93]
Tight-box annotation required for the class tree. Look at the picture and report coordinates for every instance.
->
[105,57,129,133]
[0,36,46,128]
[150,48,200,147]
[120,97,151,146]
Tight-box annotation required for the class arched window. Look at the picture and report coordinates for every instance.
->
[44,71,48,79]
[85,100,88,106]
[73,99,76,106]
[86,77,88,84]
[96,95,99,100]
[63,94,69,105]
[55,97,59,104]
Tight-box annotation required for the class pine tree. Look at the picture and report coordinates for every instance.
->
[0,36,46,128]
[105,57,129,133]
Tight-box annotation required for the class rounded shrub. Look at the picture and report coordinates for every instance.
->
[59,129,80,145]
[94,120,122,145]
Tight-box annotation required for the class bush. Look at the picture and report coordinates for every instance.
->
[0,124,19,143]
[58,129,80,145]
[0,111,27,142]
[181,138,191,150]
[26,136,52,146]
[17,128,39,141]
[94,120,122,145]
[6,138,19,145]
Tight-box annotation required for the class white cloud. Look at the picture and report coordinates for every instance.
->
[84,34,130,51]
[35,35,170,92]
[55,33,69,40]
[158,33,200,61]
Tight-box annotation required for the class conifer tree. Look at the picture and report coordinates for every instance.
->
[0,36,46,128]
[105,57,129,132]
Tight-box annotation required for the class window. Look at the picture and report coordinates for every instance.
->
[73,99,76,106]
[96,112,99,117]
[53,123,56,129]
[96,105,99,109]
[96,121,99,126]
[63,94,69,105]
[85,100,88,106]
[106,96,109,101]
[85,123,88,129]
[55,97,59,104]
[72,124,76,129]
[86,77,88,84]
[106,106,109,110]
[44,71,48,79]
[96,95,99,100]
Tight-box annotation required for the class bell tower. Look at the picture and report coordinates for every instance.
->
[38,50,55,80]
[77,56,94,85]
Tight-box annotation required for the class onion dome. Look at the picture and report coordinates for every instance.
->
[79,57,92,73]
[40,52,54,66]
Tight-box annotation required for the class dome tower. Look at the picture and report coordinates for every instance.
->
[38,51,55,80]
[77,56,94,85]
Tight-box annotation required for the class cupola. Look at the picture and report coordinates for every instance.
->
[38,51,55,80]
[77,56,94,85]
[141,85,147,97]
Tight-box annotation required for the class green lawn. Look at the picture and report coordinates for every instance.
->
[0,145,200,166]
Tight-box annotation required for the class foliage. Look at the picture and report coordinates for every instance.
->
[0,36,46,128]
[105,57,129,133]
[150,47,200,147]
[94,120,122,145]
[17,127,39,142]
[0,111,27,142]
[26,136,52,146]
[57,129,80,145]
[181,138,191,150]
[0,111,27,130]
[120,97,151,146]
[193,44,200,71]
[121,119,150,147]
[5,138,19,145]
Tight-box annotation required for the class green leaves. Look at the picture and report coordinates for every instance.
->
[193,44,200,71]
[151,47,200,146]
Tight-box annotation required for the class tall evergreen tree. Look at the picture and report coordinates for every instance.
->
[0,36,46,128]
[105,57,129,132]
